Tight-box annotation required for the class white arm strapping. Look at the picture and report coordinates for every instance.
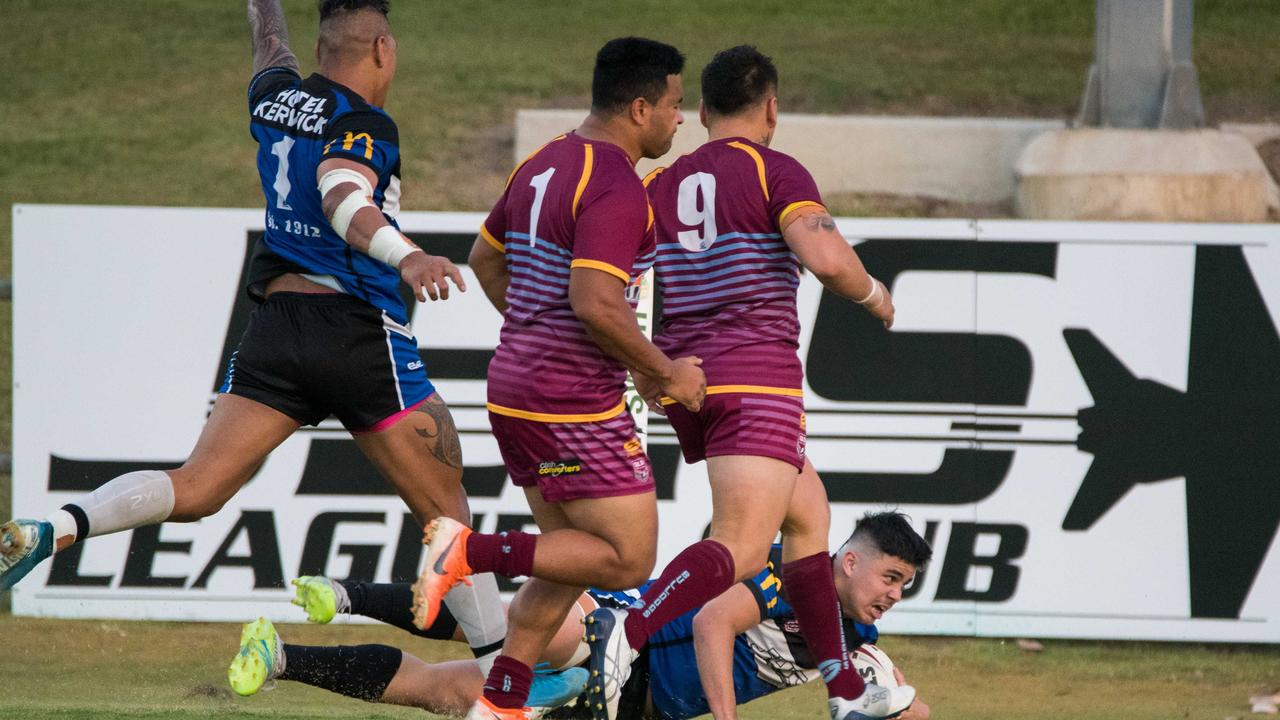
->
[368,224,423,269]
[320,168,377,240]
[319,167,374,199]
[855,277,884,307]
[329,188,374,240]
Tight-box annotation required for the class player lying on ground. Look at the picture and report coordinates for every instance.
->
[229,512,931,720]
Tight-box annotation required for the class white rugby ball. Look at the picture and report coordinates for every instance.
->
[851,643,898,688]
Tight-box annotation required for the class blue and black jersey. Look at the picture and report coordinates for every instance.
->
[247,67,410,324]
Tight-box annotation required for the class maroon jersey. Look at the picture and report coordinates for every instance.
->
[481,133,656,420]
[647,137,824,395]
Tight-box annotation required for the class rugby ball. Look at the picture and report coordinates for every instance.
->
[851,644,898,688]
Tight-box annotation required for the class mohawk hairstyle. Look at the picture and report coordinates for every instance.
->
[319,0,390,21]
[592,37,685,115]
[701,45,778,117]
[844,511,933,569]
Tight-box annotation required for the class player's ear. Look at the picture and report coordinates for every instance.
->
[629,95,650,127]
[698,99,708,129]
[766,96,778,130]
[842,549,858,576]
[373,35,390,68]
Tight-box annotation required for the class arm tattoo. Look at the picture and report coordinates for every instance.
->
[802,212,839,234]
[248,0,300,76]
[413,395,465,470]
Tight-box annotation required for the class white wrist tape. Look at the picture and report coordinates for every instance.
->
[855,277,883,307]
[367,225,423,268]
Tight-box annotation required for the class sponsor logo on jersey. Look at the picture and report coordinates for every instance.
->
[252,88,330,133]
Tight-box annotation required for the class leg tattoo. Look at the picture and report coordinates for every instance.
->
[413,395,464,470]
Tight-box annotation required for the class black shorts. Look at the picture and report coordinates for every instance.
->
[218,292,435,431]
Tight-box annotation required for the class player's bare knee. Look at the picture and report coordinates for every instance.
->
[167,467,245,520]
[595,545,655,590]
[715,537,771,582]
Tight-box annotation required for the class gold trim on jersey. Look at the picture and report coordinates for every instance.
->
[572,143,594,220]
[479,225,505,253]
[659,384,804,406]
[487,400,627,423]
[641,166,666,188]
[570,258,630,282]
[778,201,826,229]
[505,135,566,189]
[727,141,769,201]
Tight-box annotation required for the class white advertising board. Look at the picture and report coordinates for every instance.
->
[12,204,1280,643]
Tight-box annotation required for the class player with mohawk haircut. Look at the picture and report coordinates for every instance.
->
[1,0,581,711]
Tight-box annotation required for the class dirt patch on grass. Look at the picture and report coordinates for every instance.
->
[184,683,232,701]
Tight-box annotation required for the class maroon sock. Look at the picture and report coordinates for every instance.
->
[623,539,735,650]
[781,552,865,700]
[482,654,533,709]
[465,530,537,578]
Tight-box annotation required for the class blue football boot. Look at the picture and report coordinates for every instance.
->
[0,520,53,591]
[528,665,590,716]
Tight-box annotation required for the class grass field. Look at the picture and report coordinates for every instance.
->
[1,614,1277,720]
[3,1,1279,717]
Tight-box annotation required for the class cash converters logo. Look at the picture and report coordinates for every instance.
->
[538,459,583,477]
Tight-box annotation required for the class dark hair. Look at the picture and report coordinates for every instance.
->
[846,511,933,569]
[592,37,685,115]
[701,45,778,116]
[319,0,389,21]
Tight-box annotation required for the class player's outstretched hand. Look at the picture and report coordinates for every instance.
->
[662,356,705,412]
[866,280,895,329]
[401,252,467,302]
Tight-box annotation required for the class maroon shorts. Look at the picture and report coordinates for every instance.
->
[488,410,654,503]
[663,392,806,471]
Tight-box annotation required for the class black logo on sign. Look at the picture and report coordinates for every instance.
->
[1063,245,1280,619]
[43,233,1278,620]
[801,239,1278,620]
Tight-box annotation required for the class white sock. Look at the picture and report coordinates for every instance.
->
[69,470,176,540]
[443,572,508,674]
[45,510,78,554]
[325,577,352,615]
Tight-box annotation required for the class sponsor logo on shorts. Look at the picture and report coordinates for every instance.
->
[538,459,583,477]
[623,437,643,456]
[631,457,650,482]
[406,360,424,370]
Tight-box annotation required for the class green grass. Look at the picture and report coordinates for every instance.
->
[0,616,1276,719]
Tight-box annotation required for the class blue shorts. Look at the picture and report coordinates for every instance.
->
[219,292,434,431]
